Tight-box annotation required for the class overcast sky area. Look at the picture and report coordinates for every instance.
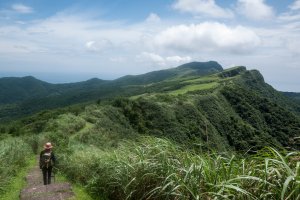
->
[0,0,299,91]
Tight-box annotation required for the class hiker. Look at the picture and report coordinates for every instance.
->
[39,142,56,185]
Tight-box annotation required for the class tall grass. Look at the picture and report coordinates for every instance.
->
[0,138,32,194]
[58,136,300,200]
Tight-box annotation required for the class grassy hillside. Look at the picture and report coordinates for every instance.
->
[1,99,299,199]
[1,63,300,199]
[2,65,299,151]
[0,61,223,122]
[115,61,223,85]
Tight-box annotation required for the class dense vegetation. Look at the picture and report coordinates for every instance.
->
[2,103,298,199]
[61,138,300,200]
[283,92,300,107]
[283,92,300,100]
[0,61,223,122]
[2,111,299,199]
[0,138,33,194]
[0,62,299,199]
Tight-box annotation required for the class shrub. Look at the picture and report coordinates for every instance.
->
[58,137,300,200]
[0,138,32,193]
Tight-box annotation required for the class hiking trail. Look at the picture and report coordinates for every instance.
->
[20,157,74,200]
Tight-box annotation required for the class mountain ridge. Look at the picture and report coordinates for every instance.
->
[1,62,299,152]
[0,61,222,104]
[0,61,299,124]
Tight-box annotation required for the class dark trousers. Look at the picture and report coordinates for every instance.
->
[42,167,52,185]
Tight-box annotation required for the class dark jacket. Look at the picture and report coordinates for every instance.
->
[39,149,56,169]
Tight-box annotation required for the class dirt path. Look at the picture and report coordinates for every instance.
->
[20,159,74,200]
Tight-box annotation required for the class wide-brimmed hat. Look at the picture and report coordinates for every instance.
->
[44,142,53,149]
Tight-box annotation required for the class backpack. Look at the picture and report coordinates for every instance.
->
[41,151,53,168]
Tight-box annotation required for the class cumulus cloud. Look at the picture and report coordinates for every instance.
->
[172,0,233,18]
[165,55,192,63]
[290,0,300,10]
[146,13,161,23]
[85,40,113,52]
[136,52,191,67]
[137,52,165,66]
[236,0,274,20]
[12,4,33,14]
[154,22,261,54]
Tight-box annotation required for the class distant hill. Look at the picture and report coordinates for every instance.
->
[283,92,300,103]
[0,76,52,104]
[115,61,223,85]
[0,76,108,105]
[0,61,223,121]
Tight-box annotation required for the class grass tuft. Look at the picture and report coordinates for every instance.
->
[54,136,300,199]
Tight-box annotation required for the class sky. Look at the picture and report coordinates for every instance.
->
[0,0,299,92]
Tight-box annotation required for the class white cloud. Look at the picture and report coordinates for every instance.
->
[173,0,234,18]
[278,13,300,21]
[136,52,165,66]
[146,13,161,23]
[0,12,147,76]
[0,40,46,54]
[290,0,300,10]
[279,1,300,22]
[165,55,191,63]
[154,22,261,54]
[85,40,113,52]
[136,52,191,67]
[25,13,143,44]
[12,4,33,14]
[236,0,274,20]
[86,41,97,51]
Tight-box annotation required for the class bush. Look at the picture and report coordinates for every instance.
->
[0,138,32,193]
[45,113,86,134]
[58,137,300,200]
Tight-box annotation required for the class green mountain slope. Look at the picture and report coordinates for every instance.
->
[109,67,299,151]
[2,64,299,152]
[0,61,223,121]
[0,76,52,104]
[284,92,300,99]
[0,76,108,105]
[115,61,222,85]
[283,92,300,105]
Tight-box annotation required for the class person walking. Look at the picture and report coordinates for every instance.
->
[39,142,56,185]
